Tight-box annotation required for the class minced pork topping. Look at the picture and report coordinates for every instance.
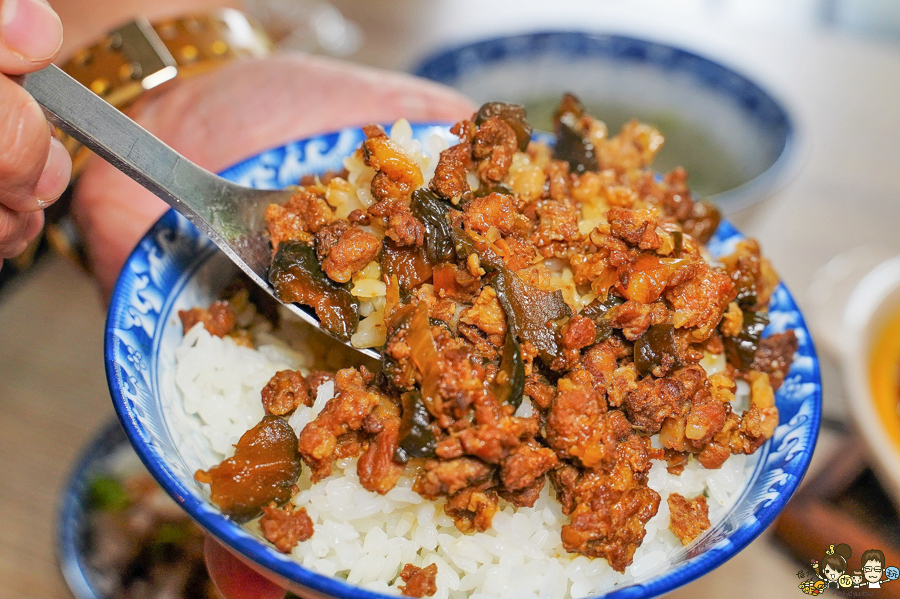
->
[189,95,796,576]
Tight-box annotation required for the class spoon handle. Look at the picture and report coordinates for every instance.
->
[24,65,380,360]
[23,64,232,235]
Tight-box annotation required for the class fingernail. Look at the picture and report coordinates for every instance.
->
[1,0,63,62]
[35,136,71,207]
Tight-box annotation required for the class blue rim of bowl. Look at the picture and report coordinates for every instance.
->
[58,418,129,599]
[412,31,801,213]
[105,124,821,599]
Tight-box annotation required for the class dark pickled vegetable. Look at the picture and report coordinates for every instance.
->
[580,295,624,320]
[634,323,680,377]
[395,390,437,462]
[449,226,570,364]
[493,269,571,365]
[680,200,721,245]
[475,102,533,152]
[552,94,598,174]
[554,122,598,174]
[450,225,504,271]
[410,189,457,264]
[382,302,417,390]
[472,182,513,198]
[731,270,757,309]
[195,415,303,523]
[723,311,769,371]
[406,302,442,416]
[672,231,683,258]
[268,241,359,341]
[381,240,433,291]
[725,246,762,309]
[492,329,525,409]
[580,295,625,343]
[553,93,584,123]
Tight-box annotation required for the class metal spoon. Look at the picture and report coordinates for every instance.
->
[24,64,380,359]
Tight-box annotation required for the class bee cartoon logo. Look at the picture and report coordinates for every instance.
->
[798,544,899,595]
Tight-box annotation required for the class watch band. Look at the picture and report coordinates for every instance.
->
[31,9,274,276]
[60,9,273,175]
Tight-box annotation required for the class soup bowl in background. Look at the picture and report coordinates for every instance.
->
[412,31,800,213]
[810,250,900,506]
[105,125,821,598]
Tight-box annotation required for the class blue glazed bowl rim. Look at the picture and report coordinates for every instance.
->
[411,30,801,213]
[105,124,821,599]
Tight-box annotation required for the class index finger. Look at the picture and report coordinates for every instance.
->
[0,0,63,74]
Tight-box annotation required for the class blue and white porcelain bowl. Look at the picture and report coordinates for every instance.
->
[412,32,799,213]
[105,125,820,598]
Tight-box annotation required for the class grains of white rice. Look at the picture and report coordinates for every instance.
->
[352,279,387,299]
[351,309,387,348]
[174,323,299,455]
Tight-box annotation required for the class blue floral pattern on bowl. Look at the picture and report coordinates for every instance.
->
[105,125,820,598]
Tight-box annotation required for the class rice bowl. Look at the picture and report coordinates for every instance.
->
[105,123,821,599]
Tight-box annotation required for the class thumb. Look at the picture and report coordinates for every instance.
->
[0,0,63,73]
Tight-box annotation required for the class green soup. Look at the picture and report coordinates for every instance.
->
[523,99,750,198]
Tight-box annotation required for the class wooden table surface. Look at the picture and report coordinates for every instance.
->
[0,257,112,598]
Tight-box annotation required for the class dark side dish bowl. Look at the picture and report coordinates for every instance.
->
[58,419,220,599]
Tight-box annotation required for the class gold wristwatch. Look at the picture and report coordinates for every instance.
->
[61,8,273,175]
[31,9,274,272]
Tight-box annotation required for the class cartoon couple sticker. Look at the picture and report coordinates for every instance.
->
[800,544,900,595]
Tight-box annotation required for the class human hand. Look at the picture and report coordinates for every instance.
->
[72,53,475,297]
[0,0,72,270]
[204,536,286,599]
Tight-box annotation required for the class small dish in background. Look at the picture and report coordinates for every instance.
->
[58,419,220,599]
[809,249,900,507]
[412,32,799,213]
